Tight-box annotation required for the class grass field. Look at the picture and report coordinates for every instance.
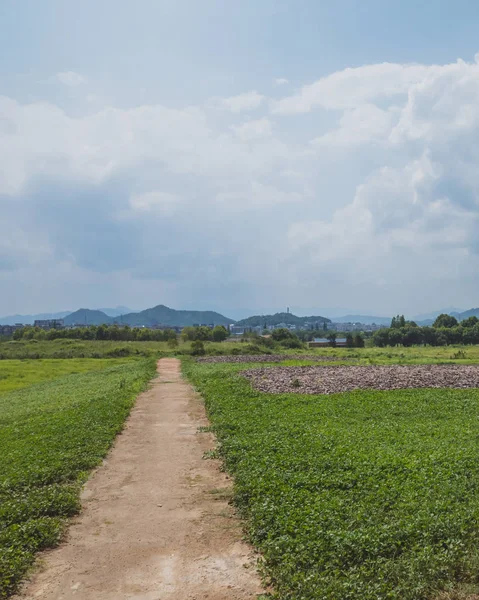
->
[0,339,169,359]
[0,358,156,598]
[3,337,479,362]
[184,357,479,599]
[0,358,130,394]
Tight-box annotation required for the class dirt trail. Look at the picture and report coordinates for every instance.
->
[16,358,262,600]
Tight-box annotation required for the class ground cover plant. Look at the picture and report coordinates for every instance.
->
[0,339,169,360]
[242,363,479,395]
[0,359,128,394]
[0,359,156,598]
[196,354,347,364]
[184,359,479,599]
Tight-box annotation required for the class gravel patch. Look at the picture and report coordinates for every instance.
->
[242,364,479,395]
[197,354,343,364]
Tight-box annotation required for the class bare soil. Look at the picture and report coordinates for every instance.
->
[242,364,479,395]
[197,354,343,364]
[15,358,262,600]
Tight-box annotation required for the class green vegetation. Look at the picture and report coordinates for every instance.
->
[184,359,479,599]
[0,359,156,597]
[12,323,178,342]
[0,359,126,394]
[372,321,479,347]
[235,311,330,328]
[433,313,459,328]
[0,339,173,359]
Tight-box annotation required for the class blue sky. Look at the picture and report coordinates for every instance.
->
[2,0,479,318]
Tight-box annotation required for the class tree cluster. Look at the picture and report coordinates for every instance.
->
[13,324,178,342]
[372,320,479,347]
[181,325,229,342]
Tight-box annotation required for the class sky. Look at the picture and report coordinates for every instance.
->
[2,0,479,319]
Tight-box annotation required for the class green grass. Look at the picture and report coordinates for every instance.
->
[4,337,479,363]
[184,359,479,599]
[0,359,130,394]
[0,339,169,360]
[0,359,156,598]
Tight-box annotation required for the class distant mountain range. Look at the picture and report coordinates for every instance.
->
[62,305,234,327]
[0,311,72,326]
[3,304,479,329]
[451,308,479,321]
[412,307,465,323]
[0,307,136,325]
[235,312,330,327]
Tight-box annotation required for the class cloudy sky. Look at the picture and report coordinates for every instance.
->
[2,0,479,318]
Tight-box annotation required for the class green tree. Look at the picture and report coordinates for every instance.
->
[13,328,24,340]
[389,329,403,346]
[181,327,196,341]
[353,333,365,348]
[372,329,389,347]
[212,325,228,342]
[346,333,354,348]
[195,326,213,341]
[327,332,337,347]
[167,337,179,349]
[191,340,205,356]
[461,316,479,328]
[271,328,293,341]
[433,314,458,328]
[391,315,406,329]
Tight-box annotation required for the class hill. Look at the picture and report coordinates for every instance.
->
[235,312,330,328]
[64,309,113,326]
[451,308,479,321]
[0,311,72,325]
[116,305,234,327]
[98,306,136,317]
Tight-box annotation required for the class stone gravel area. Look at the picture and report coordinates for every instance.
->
[196,354,344,364]
[242,364,479,395]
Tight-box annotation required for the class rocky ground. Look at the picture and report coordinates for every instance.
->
[197,354,344,364]
[242,364,479,395]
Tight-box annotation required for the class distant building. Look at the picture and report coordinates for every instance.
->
[33,319,65,330]
[309,338,348,348]
[331,322,381,332]
[0,324,23,337]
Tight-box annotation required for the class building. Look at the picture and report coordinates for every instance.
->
[309,338,348,348]
[331,322,382,332]
[33,319,65,330]
[0,324,23,337]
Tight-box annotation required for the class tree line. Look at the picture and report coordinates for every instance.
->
[372,314,479,347]
[9,324,231,343]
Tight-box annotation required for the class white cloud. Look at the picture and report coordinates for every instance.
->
[230,118,273,141]
[215,90,265,112]
[3,54,479,313]
[310,104,394,147]
[273,62,432,113]
[56,71,86,87]
[216,181,303,208]
[129,191,181,215]
[274,78,289,86]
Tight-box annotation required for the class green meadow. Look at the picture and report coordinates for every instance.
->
[184,357,479,599]
[0,358,156,598]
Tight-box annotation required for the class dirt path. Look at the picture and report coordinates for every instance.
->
[16,358,262,600]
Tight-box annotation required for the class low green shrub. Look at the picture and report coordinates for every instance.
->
[0,359,156,597]
[184,361,479,600]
